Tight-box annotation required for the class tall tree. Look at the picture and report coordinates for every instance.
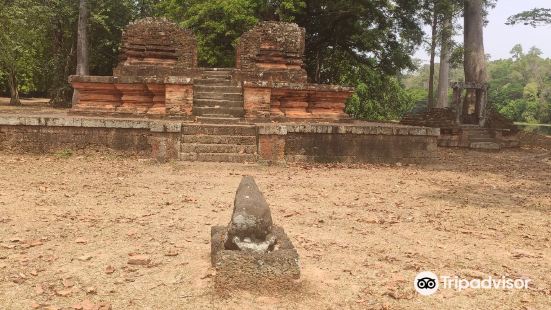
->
[435,12,452,108]
[76,0,90,76]
[72,0,90,105]
[464,0,488,84]
[463,0,487,116]
[435,0,460,108]
[427,6,438,108]
[507,8,551,27]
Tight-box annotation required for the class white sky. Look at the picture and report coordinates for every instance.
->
[414,0,551,62]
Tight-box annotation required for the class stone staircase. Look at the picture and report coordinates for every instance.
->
[193,69,245,124]
[462,125,502,150]
[180,124,258,163]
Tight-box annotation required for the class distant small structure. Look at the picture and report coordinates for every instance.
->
[400,82,519,150]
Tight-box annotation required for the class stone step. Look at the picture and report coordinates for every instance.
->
[462,127,489,132]
[469,136,496,141]
[470,142,501,151]
[194,79,238,86]
[202,72,233,78]
[195,116,243,124]
[469,137,495,143]
[469,135,492,140]
[182,135,257,145]
[201,75,232,80]
[465,129,490,134]
[201,73,231,77]
[193,106,245,117]
[194,85,242,94]
[202,68,232,73]
[202,76,232,81]
[195,92,243,101]
[181,143,256,154]
[193,99,243,108]
[180,152,257,163]
[182,124,256,136]
[467,132,492,136]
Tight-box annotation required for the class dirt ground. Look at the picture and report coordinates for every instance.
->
[0,98,57,115]
[0,145,550,309]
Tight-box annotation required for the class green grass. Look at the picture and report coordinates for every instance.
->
[53,148,74,158]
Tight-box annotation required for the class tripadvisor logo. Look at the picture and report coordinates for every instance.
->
[414,271,439,296]
[414,271,531,296]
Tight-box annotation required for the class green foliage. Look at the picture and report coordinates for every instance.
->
[294,0,424,83]
[403,61,465,91]
[488,44,551,124]
[507,8,551,27]
[179,0,260,67]
[41,0,79,106]
[0,0,149,105]
[89,0,138,76]
[290,0,426,120]
[406,88,429,103]
[259,0,305,22]
[345,70,416,121]
[0,0,50,99]
[160,0,305,67]
[404,42,551,125]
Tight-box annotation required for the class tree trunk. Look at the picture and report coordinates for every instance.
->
[427,10,438,109]
[76,0,89,76]
[72,0,89,105]
[464,0,486,83]
[463,0,487,120]
[436,12,452,108]
[7,69,21,106]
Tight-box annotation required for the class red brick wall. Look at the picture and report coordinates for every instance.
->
[243,87,271,119]
[165,84,193,116]
[258,135,285,163]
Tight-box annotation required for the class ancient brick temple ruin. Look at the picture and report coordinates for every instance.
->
[70,18,351,121]
[0,18,440,163]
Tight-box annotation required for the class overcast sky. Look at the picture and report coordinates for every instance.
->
[414,0,551,62]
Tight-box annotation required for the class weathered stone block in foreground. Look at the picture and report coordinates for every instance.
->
[225,176,275,252]
[211,225,300,292]
[210,176,300,292]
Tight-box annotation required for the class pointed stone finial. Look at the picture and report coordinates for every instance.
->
[224,176,276,252]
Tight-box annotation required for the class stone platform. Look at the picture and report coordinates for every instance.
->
[211,225,300,292]
[401,108,520,151]
[0,111,439,164]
